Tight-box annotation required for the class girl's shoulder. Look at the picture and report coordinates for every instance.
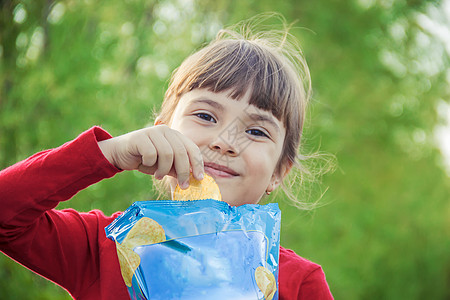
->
[279,246,322,279]
[279,246,334,299]
[279,246,322,272]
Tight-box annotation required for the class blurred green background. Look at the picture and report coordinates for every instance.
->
[1,0,449,299]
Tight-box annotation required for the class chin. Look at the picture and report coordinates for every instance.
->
[222,197,257,207]
[220,195,239,207]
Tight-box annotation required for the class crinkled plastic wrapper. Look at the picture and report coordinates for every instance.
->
[105,199,281,300]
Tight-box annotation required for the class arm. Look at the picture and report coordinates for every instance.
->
[0,124,205,237]
[0,125,205,296]
[0,127,121,294]
[0,127,119,234]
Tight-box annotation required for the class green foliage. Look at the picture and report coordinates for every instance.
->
[1,0,449,299]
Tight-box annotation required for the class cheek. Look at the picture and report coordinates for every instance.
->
[185,130,211,151]
[170,121,209,146]
[243,147,276,182]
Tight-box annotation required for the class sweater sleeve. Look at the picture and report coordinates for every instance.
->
[0,127,121,296]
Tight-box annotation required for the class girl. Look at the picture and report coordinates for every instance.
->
[0,17,333,299]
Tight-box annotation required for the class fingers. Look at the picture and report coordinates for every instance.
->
[175,132,204,182]
[137,125,204,188]
[134,136,157,168]
[147,128,174,180]
[165,133,190,188]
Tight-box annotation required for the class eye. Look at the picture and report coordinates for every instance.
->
[246,128,269,138]
[195,112,216,123]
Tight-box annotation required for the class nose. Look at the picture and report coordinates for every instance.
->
[208,136,239,157]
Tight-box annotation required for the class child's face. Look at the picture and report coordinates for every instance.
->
[167,88,287,206]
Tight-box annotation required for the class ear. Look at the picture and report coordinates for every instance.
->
[266,161,293,193]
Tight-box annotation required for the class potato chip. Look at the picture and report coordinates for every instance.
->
[172,173,222,201]
[255,266,277,300]
[122,217,166,250]
[116,242,141,287]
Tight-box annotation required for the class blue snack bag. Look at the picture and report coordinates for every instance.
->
[105,199,281,300]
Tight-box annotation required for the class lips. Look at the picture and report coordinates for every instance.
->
[204,162,239,178]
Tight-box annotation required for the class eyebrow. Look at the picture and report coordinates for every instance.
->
[246,113,281,133]
[190,98,224,112]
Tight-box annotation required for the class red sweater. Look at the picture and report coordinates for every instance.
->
[0,127,333,300]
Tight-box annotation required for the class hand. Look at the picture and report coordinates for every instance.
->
[98,125,204,189]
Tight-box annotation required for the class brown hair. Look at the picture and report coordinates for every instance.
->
[156,15,329,208]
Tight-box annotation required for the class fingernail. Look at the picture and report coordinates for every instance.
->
[197,171,204,180]
[181,181,189,189]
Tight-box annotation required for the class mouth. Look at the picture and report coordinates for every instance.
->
[204,162,239,178]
